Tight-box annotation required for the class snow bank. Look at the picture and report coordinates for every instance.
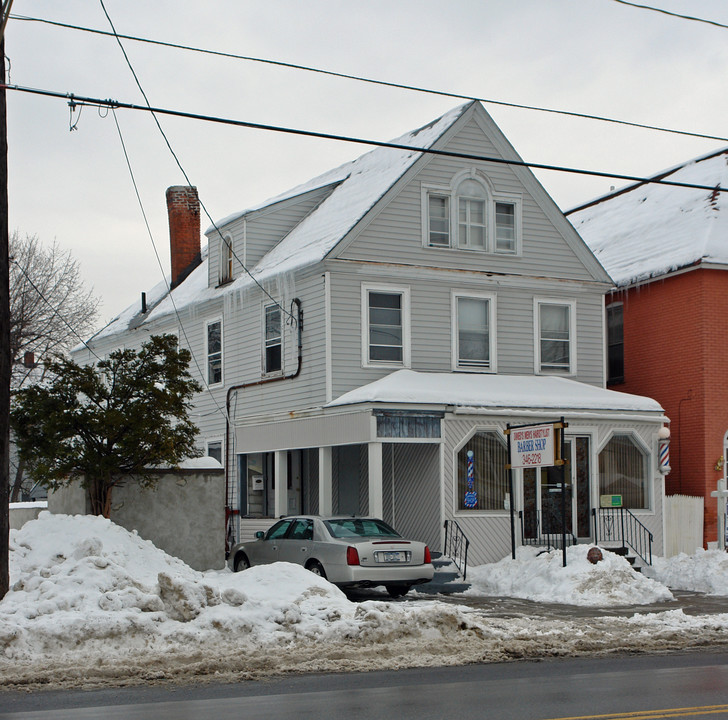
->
[652,549,728,595]
[2,514,728,689]
[466,546,674,606]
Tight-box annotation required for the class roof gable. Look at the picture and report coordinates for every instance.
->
[567,148,728,286]
[329,102,612,285]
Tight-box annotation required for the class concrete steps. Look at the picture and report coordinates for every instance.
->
[415,553,471,595]
[603,545,644,573]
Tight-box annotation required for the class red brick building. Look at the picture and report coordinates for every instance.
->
[568,148,728,547]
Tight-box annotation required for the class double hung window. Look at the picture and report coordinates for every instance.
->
[428,194,450,247]
[362,285,410,367]
[495,202,516,253]
[206,320,222,385]
[457,180,487,250]
[453,293,495,371]
[220,235,234,283]
[536,300,574,374]
[264,304,282,374]
[606,303,624,384]
[206,440,223,465]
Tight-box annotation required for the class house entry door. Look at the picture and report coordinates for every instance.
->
[523,436,592,541]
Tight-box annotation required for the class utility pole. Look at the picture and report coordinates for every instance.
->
[0,0,14,602]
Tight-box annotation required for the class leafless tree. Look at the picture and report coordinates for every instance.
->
[9,231,100,501]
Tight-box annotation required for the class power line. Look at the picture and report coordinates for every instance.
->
[5,83,728,195]
[10,257,102,362]
[9,13,728,146]
[109,107,229,422]
[96,0,297,326]
[608,0,728,29]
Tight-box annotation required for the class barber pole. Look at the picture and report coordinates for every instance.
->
[464,450,478,508]
[658,438,671,475]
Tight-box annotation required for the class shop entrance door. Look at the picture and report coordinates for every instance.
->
[523,437,592,541]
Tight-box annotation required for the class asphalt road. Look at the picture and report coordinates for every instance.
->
[2,651,727,720]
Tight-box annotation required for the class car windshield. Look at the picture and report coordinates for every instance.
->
[324,518,401,539]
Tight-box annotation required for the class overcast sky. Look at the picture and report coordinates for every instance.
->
[6,0,728,328]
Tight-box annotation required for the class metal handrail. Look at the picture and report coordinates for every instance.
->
[443,519,470,581]
[592,507,653,566]
[519,510,577,551]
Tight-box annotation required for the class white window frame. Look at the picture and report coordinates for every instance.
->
[219,234,234,284]
[492,194,522,255]
[456,181,488,251]
[451,290,497,373]
[262,302,283,376]
[533,298,577,376]
[421,172,522,255]
[361,283,411,369]
[205,438,224,467]
[205,318,223,386]
[421,183,452,249]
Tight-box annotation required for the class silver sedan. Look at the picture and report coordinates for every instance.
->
[229,516,434,598]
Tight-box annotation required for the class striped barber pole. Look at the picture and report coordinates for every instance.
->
[464,450,478,508]
[659,438,671,475]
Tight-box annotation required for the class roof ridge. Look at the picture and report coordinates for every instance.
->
[566,145,728,216]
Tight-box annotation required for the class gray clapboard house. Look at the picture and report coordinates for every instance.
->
[76,101,668,566]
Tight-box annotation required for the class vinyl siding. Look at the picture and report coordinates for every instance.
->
[327,265,606,401]
[335,114,600,283]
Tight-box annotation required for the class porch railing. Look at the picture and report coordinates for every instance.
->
[519,510,577,552]
[592,507,653,566]
[443,519,470,580]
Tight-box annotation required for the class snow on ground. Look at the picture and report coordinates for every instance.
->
[466,545,674,606]
[2,513,728,690]
[652,549,728,595]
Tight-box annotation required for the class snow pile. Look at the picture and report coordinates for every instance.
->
[2,514,728,689]
[466,545,674,606]
[2,513,354,659]
[652,549,728,595]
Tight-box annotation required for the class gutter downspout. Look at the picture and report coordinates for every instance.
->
[224,298,303,552]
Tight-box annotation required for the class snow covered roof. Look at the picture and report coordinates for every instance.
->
[326,369,663,414]
[91,103,471,343]
[567,148,728,287]
[212,102,470,277]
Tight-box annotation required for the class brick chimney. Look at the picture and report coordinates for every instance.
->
[166,186,201,288]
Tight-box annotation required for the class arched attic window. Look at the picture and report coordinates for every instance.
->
[456,178,487,251]
[423,170,520,254]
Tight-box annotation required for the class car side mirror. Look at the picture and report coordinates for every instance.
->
[255,531,265,539]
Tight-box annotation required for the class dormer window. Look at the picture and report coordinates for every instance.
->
[422,170,521,255]
[220,234,234,284]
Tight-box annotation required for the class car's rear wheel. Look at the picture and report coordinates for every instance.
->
[386,584,411,598]
[234,553,250,572]
[306,560,327,579]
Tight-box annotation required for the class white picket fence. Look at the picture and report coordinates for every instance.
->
[664,494,703,557]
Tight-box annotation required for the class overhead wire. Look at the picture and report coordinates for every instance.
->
[607,0,728,30]
[97,0,296,325]
[6,83,728,195]
[9,12,728,146]
[10,257,102,362]
[109,107,229,422]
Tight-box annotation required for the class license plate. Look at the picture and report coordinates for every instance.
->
[376,551,407,563]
